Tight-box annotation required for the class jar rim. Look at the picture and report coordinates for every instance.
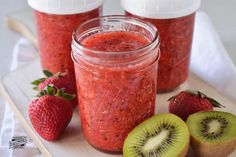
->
[72,15,160,56]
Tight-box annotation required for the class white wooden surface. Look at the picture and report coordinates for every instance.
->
[0,59,236,157]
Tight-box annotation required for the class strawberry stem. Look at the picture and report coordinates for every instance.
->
[31,70,65,91]
[196,91,225,108]
[45,84,56,95]
[168,95,176,101]
[31,70,75,101]
[37,85,75,101]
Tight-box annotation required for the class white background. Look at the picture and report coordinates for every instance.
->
[0,0,236,130]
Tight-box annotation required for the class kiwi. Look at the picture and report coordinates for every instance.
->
[186,111,236,157]
[123,114,189,157]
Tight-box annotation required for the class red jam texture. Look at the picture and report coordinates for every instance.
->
[74,31,157,153]
[127,12,195,92]
[81,31,150,52]
[34,8,101,76]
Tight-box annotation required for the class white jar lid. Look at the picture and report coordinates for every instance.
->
[121,0,201,19]
[28,0,103,15]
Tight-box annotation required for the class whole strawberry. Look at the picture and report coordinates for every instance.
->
[168,90,224,120]
[32,70,77,108]
[29,85,74,141]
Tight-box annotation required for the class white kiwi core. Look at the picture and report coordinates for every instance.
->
[208,120,221,133]
[142,130,169,152]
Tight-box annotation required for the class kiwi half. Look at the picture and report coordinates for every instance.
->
[187,111,236,157]
[123,114,189,157]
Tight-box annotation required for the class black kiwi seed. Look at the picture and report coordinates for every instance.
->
[137,123,176,156]
[124,114,190,157]
[200,116,229,139]
[187,111,236,157]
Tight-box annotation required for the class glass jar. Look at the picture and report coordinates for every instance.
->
[72,16,160,153]
[122,0,201,93]
[28,0,103,77]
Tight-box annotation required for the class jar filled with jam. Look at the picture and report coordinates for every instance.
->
[72,16,160,153]
[121,0,201,93]
[28,0,103,77]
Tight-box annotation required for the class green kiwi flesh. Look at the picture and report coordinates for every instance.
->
[187,111,236,157]
[123,114,189,157]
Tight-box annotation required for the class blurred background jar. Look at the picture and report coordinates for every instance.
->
[27,0,103,77]
[121,0,201,93]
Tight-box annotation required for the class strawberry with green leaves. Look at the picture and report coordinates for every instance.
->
[32,70,77,108]
[29,85,74,141]
[168,90,224,120]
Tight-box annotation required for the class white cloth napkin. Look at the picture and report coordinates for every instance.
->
[191,11,236,100]
[0,38,41,157]
[0,11,236,157]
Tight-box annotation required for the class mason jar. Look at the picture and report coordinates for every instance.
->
[122,0,201,93]
[72,16,160,153]
[28,0,103,77]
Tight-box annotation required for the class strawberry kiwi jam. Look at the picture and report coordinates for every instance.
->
[72,16,160,153]
[34,8,101,76]
[82,32,149,51]
[126,12,195,93]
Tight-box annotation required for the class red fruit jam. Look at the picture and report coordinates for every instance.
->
[126,12,196,92]
[72,16,160,153]
[81,32,150,52]
[34,7,101,76]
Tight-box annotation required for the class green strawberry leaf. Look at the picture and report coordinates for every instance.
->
[184,90,225,108]
[37,90,47,97]
[168,90,225,108]
[56,88,65,97]
[45,84,56,95]
[43,70,53,77]
[197,91,206,99]
[31,78,45,85]
[63,93,76,101]
[37,85,75,101]
[55,88,75,101]
[32,86,38,91]
[195,91,225,108]
[31,70,68,96]
[168,95,176,101]
[206,96,225,108]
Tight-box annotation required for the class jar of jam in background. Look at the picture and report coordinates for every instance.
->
[72,16,160,153]
[122,0,201,93]
[27,0,103,77]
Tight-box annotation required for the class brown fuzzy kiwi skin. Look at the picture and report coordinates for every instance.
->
[178,138,190,157]
[190,135,236,157]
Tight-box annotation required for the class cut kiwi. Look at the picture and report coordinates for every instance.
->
[187,111,236,157]
[123,114,189,157]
